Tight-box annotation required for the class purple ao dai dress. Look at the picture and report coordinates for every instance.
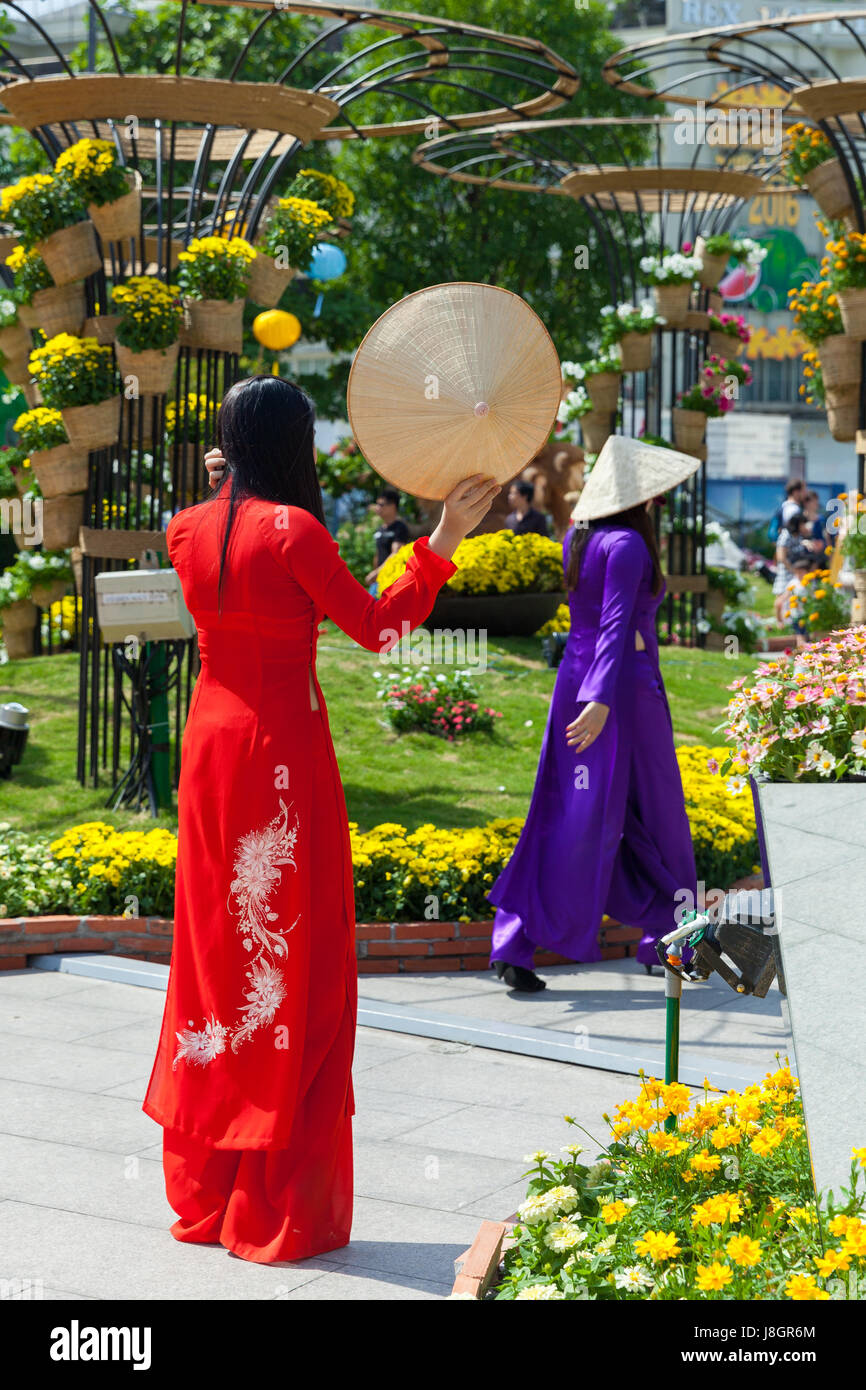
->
[489,523,697,969]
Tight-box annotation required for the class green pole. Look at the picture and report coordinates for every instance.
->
[146,548,171,815]
[147,640,171,813]
[664,965,682,1133]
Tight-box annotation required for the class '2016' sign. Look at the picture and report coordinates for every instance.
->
[748,193,800,229]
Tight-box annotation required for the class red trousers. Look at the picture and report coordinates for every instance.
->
[162,1113,352,1264]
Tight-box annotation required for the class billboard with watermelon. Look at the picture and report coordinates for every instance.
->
[719,229,818,314]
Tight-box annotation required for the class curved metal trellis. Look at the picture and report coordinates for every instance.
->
[603,8,866,491]
[413,113,780,644]
[0,0,578,794]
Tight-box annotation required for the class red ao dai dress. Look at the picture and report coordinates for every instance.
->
[143,496,456,1263]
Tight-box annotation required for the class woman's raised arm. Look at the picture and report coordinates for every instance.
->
[257,475,500,653]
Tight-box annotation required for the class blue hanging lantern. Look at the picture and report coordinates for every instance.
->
[308,242,347,316]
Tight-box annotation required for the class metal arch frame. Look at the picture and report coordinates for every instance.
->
[0,1,578,255]
[602,12,866,231]
[410,113,782,646]
[603,11,866,491]
[0,0,578,793]
[413,116,769,290]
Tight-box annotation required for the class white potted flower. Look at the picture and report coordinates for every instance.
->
[557,380,610,454]
[640,249,703,326]
[599,298,664,372]
[562,345,622,414]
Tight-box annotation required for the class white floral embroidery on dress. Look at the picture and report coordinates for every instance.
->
[172,798,300,1070]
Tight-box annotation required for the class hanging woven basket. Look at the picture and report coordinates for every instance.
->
[83,313,120,346]
[30,443,89,498]
[673,407,708,454]
[653,282,692,327]
[619,332,653,373]
[695,237,730,290]
[87,169,142,244]
[820,333,862,390]
[1,598,37,658]
[13,464,34,497]
[0,320,31,363]
[181,297,244,353]
[30,578,69,609]
[580,409,612,454]
[825,383,859,442]
[0,352,31,387]
[248,253,296,308]
[41,493,85,550]
[115,340,180,397]
[708,332,744,359]
[34,219,102,288]
[61,394,122,451]
[837,289,866,341]
[30,282,87,339]
[585,371,621,413]
[804,158,855,223]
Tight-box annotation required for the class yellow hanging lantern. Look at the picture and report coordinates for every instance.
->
[253,310,302,351]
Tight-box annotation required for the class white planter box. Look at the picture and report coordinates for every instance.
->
[753,779,866,1197]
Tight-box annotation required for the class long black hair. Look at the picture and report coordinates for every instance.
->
[211,375,326,606]
[566,503,663,595]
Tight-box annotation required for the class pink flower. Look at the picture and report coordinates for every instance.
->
[682,241,693,253]
[707,757,719,774]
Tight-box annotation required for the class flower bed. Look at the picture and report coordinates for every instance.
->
[0,746,757,922]
[374,667,503,740]
[489,1067,865,1300]
[379,530,564,597]
[719,627,866,781]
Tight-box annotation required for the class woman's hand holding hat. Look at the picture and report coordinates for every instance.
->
[429,474,501,562]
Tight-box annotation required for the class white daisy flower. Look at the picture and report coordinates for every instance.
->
[545,1184,580,1215]
[544,1219,587,1252]
[517,1192,562,1225]
[614,1265,654,1290]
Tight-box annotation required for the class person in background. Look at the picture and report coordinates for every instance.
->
[365,487,410,593]
[506,479,550,537]
[774,514,813,623]
[804,489,829,550]
[778,477,806,530]
[780,554,815,638]
[772,480,806,609]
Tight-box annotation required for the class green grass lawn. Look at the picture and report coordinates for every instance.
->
[0,628,756,838]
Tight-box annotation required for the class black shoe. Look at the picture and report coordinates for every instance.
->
[492,960,547,992]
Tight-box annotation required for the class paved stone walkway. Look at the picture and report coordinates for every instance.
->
[0,958,793,1300]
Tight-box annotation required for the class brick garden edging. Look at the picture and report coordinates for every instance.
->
[0,914,643,973]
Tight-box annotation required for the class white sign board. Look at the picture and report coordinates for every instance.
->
[674,1,866,37]
[706,412,791,478]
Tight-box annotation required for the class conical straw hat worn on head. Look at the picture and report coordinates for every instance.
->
[347,282,563,501]
[571,435,701,523]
